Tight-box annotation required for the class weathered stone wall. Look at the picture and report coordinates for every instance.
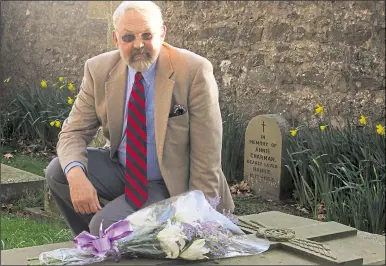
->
[1,1,385,125]
[0,1,120,102]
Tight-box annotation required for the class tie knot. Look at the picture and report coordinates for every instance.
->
[135,72,144,82]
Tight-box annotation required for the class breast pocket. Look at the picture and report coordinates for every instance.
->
[166,112,189,145]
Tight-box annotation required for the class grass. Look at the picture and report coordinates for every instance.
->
[221,104,248,184]
[0,187,71,250]
[1,153,49,177]
[0,148,70,250]
[1,212,72,250]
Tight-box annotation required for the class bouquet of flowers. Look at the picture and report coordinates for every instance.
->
[38,190,270,265]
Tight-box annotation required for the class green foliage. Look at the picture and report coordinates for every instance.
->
[1,213,72,250]
[0,152,49,177]
[221,103,248,183]
[285,122,385,234]
[2,79,76,145]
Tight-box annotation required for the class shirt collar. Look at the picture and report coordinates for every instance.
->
[127,59,158,86]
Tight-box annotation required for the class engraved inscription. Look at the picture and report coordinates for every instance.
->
[246,132,279,183]
[244,114,290,200]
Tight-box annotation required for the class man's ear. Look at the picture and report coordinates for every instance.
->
[160,25,167,41]
[112,30,119,49]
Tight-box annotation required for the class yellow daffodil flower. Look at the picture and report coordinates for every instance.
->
[59,77,64,82]
[41,80,47,88]
[3,77,11,83]
[68,83,75,91]
[55,121,61,128]
[290,129,298,136]
[376,124,385,135]
[359,114,367,125]
[49,121,55,126]
[315,104,324,115]
[67,97,74,105]
[320,125,326,131]
[59,84,65,89]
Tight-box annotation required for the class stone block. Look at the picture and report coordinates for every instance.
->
[0,164,45,202]
[2,211,383,265]
[268,23,292,41]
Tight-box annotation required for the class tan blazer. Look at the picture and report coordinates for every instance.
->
[57,42,235,213]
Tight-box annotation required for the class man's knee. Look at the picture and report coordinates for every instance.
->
[45,157,66,188]
[88,210,113,236]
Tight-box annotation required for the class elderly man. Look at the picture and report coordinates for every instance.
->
[45,1,234,236]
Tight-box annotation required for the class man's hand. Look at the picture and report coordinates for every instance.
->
[67,166,102,214]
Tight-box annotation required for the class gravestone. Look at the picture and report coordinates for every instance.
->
[0,164,45,202]
[1,211,385,265]
[243,114,292,201]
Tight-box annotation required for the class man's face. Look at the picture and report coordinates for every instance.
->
[113,9,166,72]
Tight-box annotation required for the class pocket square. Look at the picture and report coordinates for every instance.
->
[169,104,186,117]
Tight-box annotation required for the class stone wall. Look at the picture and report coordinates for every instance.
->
[0,1,119,102]
[1,1,385,125]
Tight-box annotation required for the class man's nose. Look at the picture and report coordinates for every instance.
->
[133,36,144,49]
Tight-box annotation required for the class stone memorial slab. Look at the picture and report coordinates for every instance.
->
[0,164,45,202]
[243,114,292,201]
[233,211,385,265]
[2,211,384,265]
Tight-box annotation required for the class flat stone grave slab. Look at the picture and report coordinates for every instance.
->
[1,211,384,265]
[0,164,45,202]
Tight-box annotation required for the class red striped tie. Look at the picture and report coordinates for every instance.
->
[125,72,148,210]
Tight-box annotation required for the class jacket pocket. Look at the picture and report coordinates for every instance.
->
[165,112,189,145]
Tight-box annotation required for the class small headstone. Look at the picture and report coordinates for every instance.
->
[0,164,45,202]
[243,114,292,201]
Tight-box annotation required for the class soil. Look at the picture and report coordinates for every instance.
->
[232,195,315,220]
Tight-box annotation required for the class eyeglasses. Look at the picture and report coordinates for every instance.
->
[118,32,154,43]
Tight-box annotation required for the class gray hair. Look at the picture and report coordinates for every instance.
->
[112,1,164,30]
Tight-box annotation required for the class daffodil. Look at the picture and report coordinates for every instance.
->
[68,83,75,91]
[55,120,61,128]
[180,239,210,260]
[359,114,367,125]
[52,83,57,87]
[49,121,55,126]
[320,125,326,131]
[3,77,11,83]
[156,219,187,259]
[290,129,298,137]
[376,124,385,135]
[59,84,65,89]
[315,104,324,115]
[59,77,64,82]
[41,80,47,88]
[67,97,74,105]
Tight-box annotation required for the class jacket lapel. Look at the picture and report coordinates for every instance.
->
[154,44,175,167]
[105,58,127,155]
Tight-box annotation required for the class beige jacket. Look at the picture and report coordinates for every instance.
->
[57,42,235,212]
